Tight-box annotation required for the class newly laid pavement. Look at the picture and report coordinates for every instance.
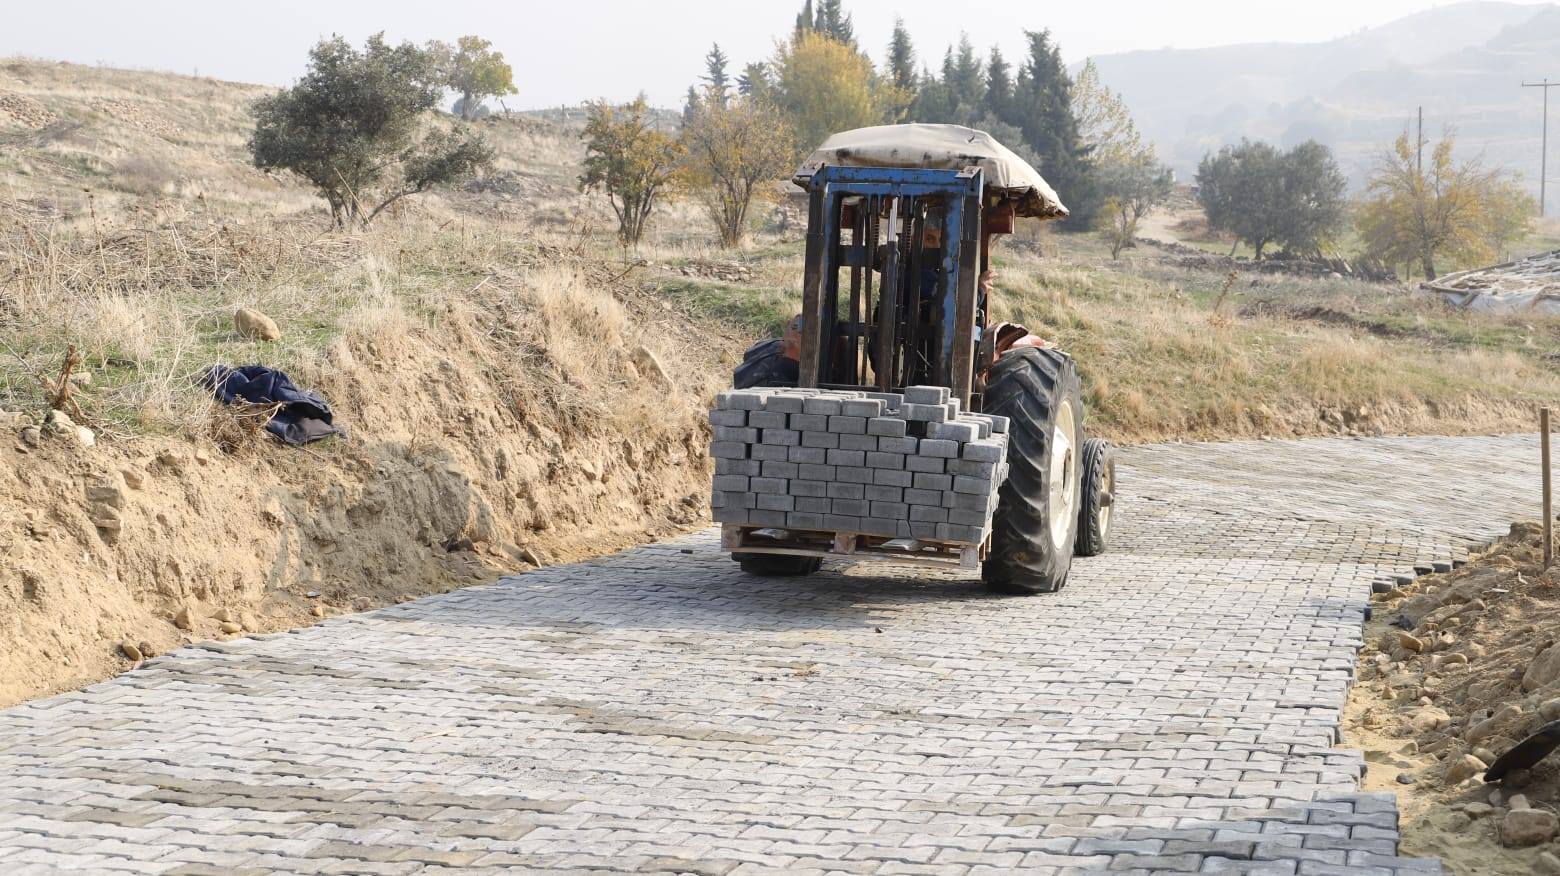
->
[0,435,1542,874]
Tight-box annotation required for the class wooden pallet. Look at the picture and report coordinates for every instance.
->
[721,524,987,571]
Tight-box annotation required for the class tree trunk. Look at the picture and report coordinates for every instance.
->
[1422,248,1436,280]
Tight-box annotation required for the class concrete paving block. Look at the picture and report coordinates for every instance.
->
[764,394,807,414]
[842,398,885,418]
[913,472,953,491]
[919,439,959,459]
[859,517,898,537]
[901,403,948,423]
[750,444,790,461]
[760,461,798,480]
[869,501,909,520]
[836,466,874,484]
[986,413,1010,434]
[839,433,878,452]
[866,391,905,410]
[790,413,828,432]
[797,463,836,481]
[717,490,757,509]
[959,415,992,438]
[710,441,749,460]
[865,484,903,502]
[708,409,747,427]
[801,431,840,449]
[906,455,945,474]
[878,436,918,454]
[953,475,994,495]
[756,494,795,512]
[712,474,749,492]
[947,459,996,478]
[794,496,830,513]
[712,506,749,524]
[936,522,985,543]
[873,468,913,487]
[909,504,948,523]
[750,509,787,527]
[866,451,905,470]
[720,390,767,410]
[802,397,844,416]
[903,385,949,405]
[948,508,987,526]
[789,445,828,464]
[716,458,761,477]
[946,490,988,511]
[903,488,942,506]
[750,477,788,495]
[964,439,1005,463]
[790,480,828,498]
[828,416,867,435]
[831,498,868,516]
[909,520,940,539]
[786,511,824,529]
[826,481,865,500]
[929,421,979,443]
[825,449,866,467]
[760,429,800,447]
[823,514,860,531]
[867,417,906,438]
[747,411,788,430]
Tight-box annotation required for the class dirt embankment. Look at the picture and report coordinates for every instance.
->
[1346,523,1560,874]
[1,274,738,708]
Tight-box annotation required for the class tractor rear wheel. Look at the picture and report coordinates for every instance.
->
[981,347,1084,594]
[1074,437,1115,557]
[732,339,797,389]
[735,553,822,577]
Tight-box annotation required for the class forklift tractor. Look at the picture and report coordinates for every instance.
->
[729,124,1115,594]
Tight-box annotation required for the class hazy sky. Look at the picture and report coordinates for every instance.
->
[4,0,1554,108]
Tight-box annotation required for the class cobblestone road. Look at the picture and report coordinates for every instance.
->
[0,436,1542,875]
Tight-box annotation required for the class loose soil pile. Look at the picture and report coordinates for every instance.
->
[1346,523,1560,874]
[1,273,741,708]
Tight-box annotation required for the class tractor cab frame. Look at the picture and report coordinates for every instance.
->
[794,165,1005,412]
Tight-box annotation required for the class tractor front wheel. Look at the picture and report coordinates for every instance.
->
[981,347,1084,594]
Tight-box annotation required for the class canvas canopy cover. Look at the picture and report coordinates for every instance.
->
[794,123,1068,220]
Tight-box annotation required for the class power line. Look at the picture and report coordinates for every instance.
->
[1522,79,1557,217]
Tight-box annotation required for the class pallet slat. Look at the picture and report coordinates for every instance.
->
[722,525,985,571]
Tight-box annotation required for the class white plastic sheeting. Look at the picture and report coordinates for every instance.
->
[794,123,1068,220]
[1423,250,1560,316]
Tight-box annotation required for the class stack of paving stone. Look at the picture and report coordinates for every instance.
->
[708,386,1009,545]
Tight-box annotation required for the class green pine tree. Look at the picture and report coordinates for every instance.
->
[1011,30,1097,229]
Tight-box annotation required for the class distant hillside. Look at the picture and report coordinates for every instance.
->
[1088,1,1560,194]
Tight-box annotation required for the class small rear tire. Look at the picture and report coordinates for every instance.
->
[1074,437,1115,557]
[735,553,821,577]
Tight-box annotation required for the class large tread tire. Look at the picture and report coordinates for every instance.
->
[732,339,797,389]
[734,553,821,577]
[981,347,1084,594]
[1074,437,1115,558]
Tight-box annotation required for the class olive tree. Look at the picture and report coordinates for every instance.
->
[249,34,493,228]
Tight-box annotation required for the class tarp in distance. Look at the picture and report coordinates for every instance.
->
[794,123,1069,220]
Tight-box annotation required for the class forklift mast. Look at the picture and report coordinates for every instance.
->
[794,165,990,411]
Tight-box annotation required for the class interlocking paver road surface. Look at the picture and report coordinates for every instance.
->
[0,436,1542,875]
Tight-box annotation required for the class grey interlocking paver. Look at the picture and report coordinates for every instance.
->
[0,435,1541,873]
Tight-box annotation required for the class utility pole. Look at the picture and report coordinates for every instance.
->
[1522,79,1556,217]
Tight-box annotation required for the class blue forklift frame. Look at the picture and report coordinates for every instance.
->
[792,164,987,410]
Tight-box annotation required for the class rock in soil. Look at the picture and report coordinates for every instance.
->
[234,307,281,341]
[1499,807,1557,846]
[118,641,142,662]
